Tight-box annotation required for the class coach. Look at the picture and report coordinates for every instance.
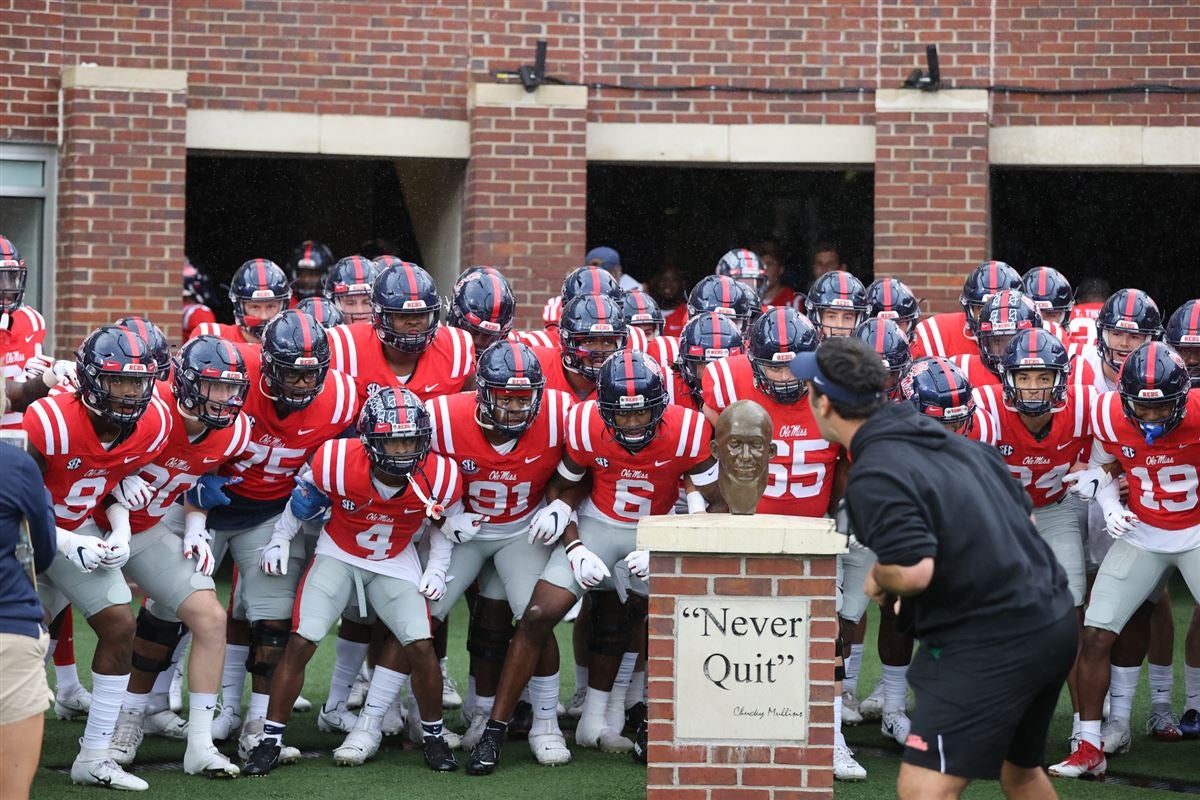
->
[791,338,1077,800]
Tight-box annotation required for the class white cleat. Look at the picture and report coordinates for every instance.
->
[293,694,312,713]
[71,745,149,791]
[1101,716,1132,755]
[333,716,382,766]
[881,710,912,746]
[565,686,587,720]
[347,669,370,711]
[857,684,883,721]
[109,709,145,766]
[834,743,867,781]
[169,668,184,713]
[280,744,302,764]
[317,701,359,734]
[380,698,406,736]
[144,708,188,740]
[529,722,572,766]
[461,715,488,750]
[841,690,863,726]
[183,743,240,778]
[211,705,242,742]
[441,662,463,709]
[238,718,264,761]
[442,729,462,750]
[54,684,93,720]
[597,728,634,753]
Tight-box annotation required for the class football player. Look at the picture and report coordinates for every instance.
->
[671,312,745,411]
[1165,299,1200,388]
[910,260,1023,359]
[1051,342,1200,778]
[1022,266,1074,328]
[715,248,766,300]
[466,350,721,775]
[296,296,345,329]
[191,258,291,345]
[287,239,335,302]
[25,325,173,790]
[949,289,1043,389]
[807,271,868,341]
[538,264,624,334]
[852,318,911,399]
[446,266,516,351]
[865,277,921,340]
[324,255,382,325]
[623,288,664,340]
[686,274,757,336]
[529,294,626,403]
[898,357,997,445]
[182,260,217,340]
[241,387,462,775]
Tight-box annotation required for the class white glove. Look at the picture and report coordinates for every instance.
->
[112,474,154,510]
[624,550,650,580]
[182,512,215,577]
[56,528,106,573]
[441,510,487,544]
[527,498,572,545]
[1096,479,1139,538]
[567,543,610,590]
[50,360,77,390]
[22,353,53,383]
[419,567,447,601]
[100,530,131,570]
[260,536,291,576]
[1062,466,1114,501]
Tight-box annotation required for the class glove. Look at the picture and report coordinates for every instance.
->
[527,498,572,545]
[624,550,650,580]
[56,529,106,573]
[419,567,447,601]
[1096,479,1139,538]
[442,510,487,544]
[49,360,77,390]
[1062,466,1113,501]
[112,474,154,511]
[100,530,131,570]
[22,353,53,383]
[289,476,331,521]
[182,517,216,577]
[185,474,243,509]
[567,543,610,590]
[260,536,291,576]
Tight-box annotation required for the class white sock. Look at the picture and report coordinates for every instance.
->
[221,644,249,712]
[834,694,847,748]
[122,691,149,716]
[188,691,218,747]
[1148,662,1173,710]
[327,638,368,710]
[1185,665,1200,712]
[439,656,449,674]
[844,644,864,695]
[465,675,477,710]
[881,664,908,713]
[173,632,192,669]
[605,652,637,729]
[626,670,646,709]
[55,661,82,693]
[477,694,495,720]
[361,666,405,720]
[82,672,129,750]
[247,691,269,723]
[528,673,561,723]
[1071,712,1081,739]
[580,688,610,730]
[262,719,286,745]
[1080,719,1102,750]
[147,666,175,714]
[1108,665,1139,721]
[574,664,588,694]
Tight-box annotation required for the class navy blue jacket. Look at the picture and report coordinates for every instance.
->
[0,441,57,638]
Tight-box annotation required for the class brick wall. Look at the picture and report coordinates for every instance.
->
[647,553,838,800]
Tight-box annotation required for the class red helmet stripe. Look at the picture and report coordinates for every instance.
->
[353,257,366,283]
[510,341,524,379]
[595,296,607,326]
[837,271,847,299]
[402,262,418,300]
[298,311,313,357]
[1145,343,1156,389]
[776,309,789,353]
[1122,290,1137,321]
[590,267,601,295]
[624,348,635,397]
[936,359,960,407]
[304,243,314,263]
[489,272,503,322]
[874,319,885,353]
[720,278,730,306]
[123,328,143,365]
[711,313,722,349]
[1029,328,1039,359]
[221,339,237,366]
[1189,301,1200,335]
[1037,268,1048,297]
[883,279,893,309]
[256,258,267,288]
[988,261,997,291]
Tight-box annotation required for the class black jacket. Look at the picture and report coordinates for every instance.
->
[0,442,57,638]
[843,402,1073,645]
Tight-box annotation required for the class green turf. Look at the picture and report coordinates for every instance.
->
[31,570,1199,799]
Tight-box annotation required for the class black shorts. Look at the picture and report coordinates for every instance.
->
[902,610,1077,780]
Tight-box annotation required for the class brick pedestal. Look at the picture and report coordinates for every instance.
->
[638,515,846,800]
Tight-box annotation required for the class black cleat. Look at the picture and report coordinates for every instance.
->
[508,700,533,737]
[632,718,647,764]
[625,701,647,735]
[466,726,506,776]
[423,735,459,772]
[242,740,281,777]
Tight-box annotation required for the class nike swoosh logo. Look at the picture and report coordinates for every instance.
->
[403,508,423,514]
[298,428,316,435]
[1056,442,1076,451]
[202,457,220,463]
[654,459,672,467]
[123,456,140,463]
[524,455,541,464]
[76,546,89,564]
[546,511,559,529]
[24,335,35,343]
[90,770,112,786]
[424,384,439,393]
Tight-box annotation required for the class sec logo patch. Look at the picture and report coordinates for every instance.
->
[998,444,1014,457]
[1121,446,1136,459]
[595,457,609,468]
[67,457,82,470]
[460,459,479,475]
[341,499,357,512]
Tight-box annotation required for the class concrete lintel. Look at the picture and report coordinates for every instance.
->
[637,514,846,556]
[186,109,320,154]
[991,125,1147,166]
[468,83,588,110]
[587,122,729,162]
[875,88,989,114]
[62,65,187,92]
[588,122,875,164]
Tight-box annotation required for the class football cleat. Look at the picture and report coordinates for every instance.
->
[317,701,359,734]
[508,700,533,737]
[237,718,296,763]
[347,667,370,710]
[380,698,406,736]
[466,726,505,776]
[54,683,93,720]
[183,744,240,778]
[423,735,459,772]
[241,739,280,777]
[881,710,912,746]
[632,719,647,764]
[332,715,382,766]
[71,743,149,791]
[144,708,188,740]
[109,709,145,766]
[857,684,883,721]
[211,705,242,741]
[293,694,312,713]
[841,690,863,725]
[565,686,587,720]
[1146,710,1182,743]
[625,701,647,735]
[833,743,867,781]
[462,715,489,750]
[169,667,184,713]
[1101,716,1131,754]
[528,721,571,766]
[1049,740,1106,779]
[442,663,463,709]
[1179,708,1200,739]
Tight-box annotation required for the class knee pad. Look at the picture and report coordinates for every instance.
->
[834,636,846,682]
[588,594,632,657]
[136,606,185,648]
[247,621,291,678]
[467,605,516,664]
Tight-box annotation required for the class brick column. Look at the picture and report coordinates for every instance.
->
[873,89,991,315]
[462,84,588,331]
[639,515,844,800]
[56,66,186,351]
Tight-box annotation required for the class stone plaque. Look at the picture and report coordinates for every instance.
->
[675,596,810,741]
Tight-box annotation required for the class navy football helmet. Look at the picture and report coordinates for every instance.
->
[623,289,664,338]
[561,266,623,305]
[261,309,331,410]
[852,318,911,399]
[116,317,171,382]
[676,312,745,405]
[296,296,345,329]
[475,340,545,436]
[358,386,432,478]
[687,275,756,334]
[0,235,27,314]
[288,240,335,300]
[1097,289,1164,374]
[1021,266,1074,325]
[173,335,248,429]
[976,290,1042,377]
[447,266,516,350]
[865,277,920,339]
[1000,328,1070,416]
[597,349,668,453]
[748,307,818,404]
[807,270,867,340]
[715,249,766,299]
[960,261,1022,335]
[1118,341,1190,445]
[899,356,977,434]
[371,261,441,353]
[76,325,157,427]
[558,294,627,380]
[229,258,291,338]
[1165,299,1200,387]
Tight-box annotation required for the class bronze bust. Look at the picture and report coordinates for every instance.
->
[711,400,777,514]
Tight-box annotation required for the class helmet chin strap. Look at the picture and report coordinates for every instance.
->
[405,470,444,519]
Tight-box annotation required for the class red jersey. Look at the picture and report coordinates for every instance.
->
[25,390,173,530]
[911,312,976,360]
[309,438,462,579]
[665,368,700,411]
[702,355,842,516]
[975,384,1093,507]
[126,402,253,533]
[1068,302,1103,348]
[220,351,359,501]
[1,306,48,429]
[764,287,805,311]
[567,401,711,528]
[326,322,474,406]
[662,305,688,339]
[190,322,252,345]
[645,335,680,376]
[427,390,571,531]
[1091,390,1200,532]
[542,296,563,327]
[529,346,596,403]
[512,329,556,349]
[182,304,218,340]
